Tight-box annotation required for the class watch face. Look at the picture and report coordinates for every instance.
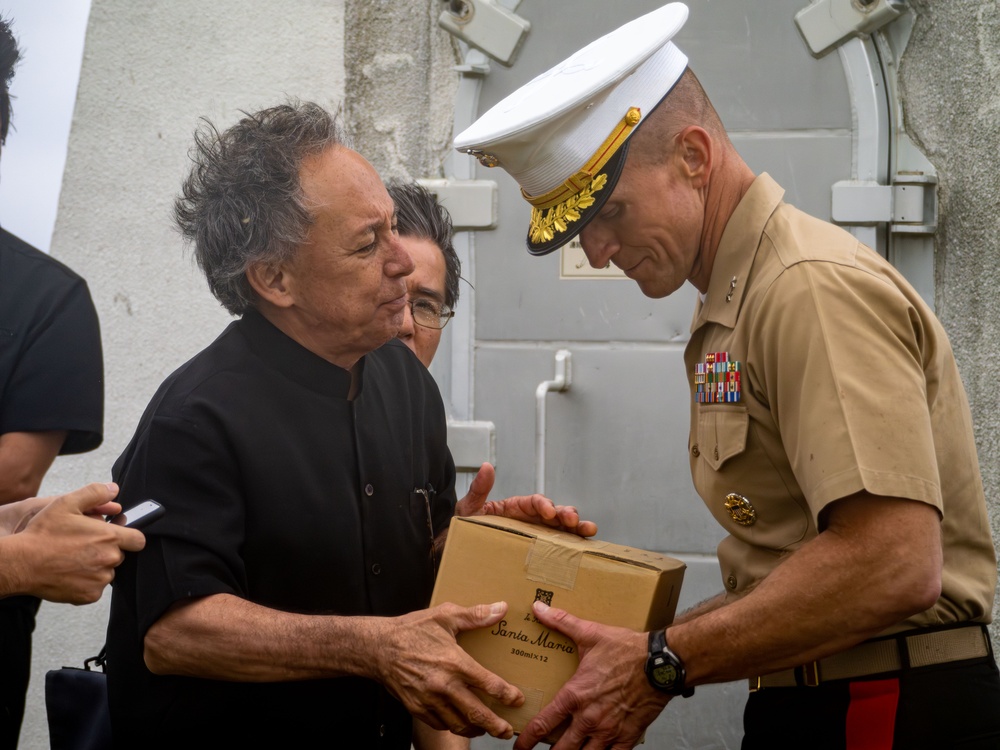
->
[652,662,679,688]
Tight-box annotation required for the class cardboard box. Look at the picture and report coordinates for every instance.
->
[430,516,686,737]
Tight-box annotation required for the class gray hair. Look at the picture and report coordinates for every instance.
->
[387,181,461,310]
[174,101,345,315]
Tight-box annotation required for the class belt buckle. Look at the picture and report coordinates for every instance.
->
[802,661,820,687]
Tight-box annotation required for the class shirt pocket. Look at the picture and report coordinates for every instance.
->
[692,403,812,553]
[694,405,749,471]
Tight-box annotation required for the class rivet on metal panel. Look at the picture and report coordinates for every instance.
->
[447,0,471,18]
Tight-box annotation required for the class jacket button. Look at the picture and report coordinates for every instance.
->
[691,444,700,457]
[727,574,738,590]
[365,483,374,496]
[372,563,382,575]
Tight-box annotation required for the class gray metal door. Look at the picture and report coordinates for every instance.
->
[430,1,932,746]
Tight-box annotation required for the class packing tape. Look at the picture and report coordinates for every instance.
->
[513,684,544,717]
[525,538,583,590]
[485,684,545,737]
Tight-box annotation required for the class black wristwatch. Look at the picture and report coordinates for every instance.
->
[644,628,694,697]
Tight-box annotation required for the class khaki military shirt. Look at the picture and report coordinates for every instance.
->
[686,173,995,630]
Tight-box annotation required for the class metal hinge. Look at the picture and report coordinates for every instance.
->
[795,0,908,58]
[438,0,531,67]
[830,173,937,235]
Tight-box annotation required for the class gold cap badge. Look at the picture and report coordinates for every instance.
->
[463,149,499,168]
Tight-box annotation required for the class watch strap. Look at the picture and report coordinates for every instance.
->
[648,627,667,659]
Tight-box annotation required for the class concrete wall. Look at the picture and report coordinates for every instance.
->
[898,0,1000,653]
[343,0,460,182]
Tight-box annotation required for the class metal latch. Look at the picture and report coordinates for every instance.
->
[795,0,908,58]
[417,178,498,230]
[830,173,937,235]
[447,420,496,472]
[438,0,531,67]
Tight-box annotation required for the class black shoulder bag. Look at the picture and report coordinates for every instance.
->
[44,646,112,750]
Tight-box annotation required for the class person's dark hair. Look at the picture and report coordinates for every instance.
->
[174,101,345,315]
[0,15,22,145]
[387,182,461,310]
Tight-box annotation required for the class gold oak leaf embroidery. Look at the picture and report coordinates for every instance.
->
[529,173,609,244]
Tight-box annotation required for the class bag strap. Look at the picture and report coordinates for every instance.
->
[83,645,107,672]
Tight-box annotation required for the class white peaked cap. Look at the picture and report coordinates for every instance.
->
[454,3,690,255]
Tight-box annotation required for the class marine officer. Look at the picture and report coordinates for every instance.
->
[453,4,1000,748]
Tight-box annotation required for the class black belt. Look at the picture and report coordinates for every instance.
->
[750,624,992,691]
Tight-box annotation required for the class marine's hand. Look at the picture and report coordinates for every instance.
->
[456,463,598,538]
[514,602,670,750]
[4,482,146,603]
[375,601,524,739]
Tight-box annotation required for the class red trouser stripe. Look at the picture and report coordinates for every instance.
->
[846,677,900,750]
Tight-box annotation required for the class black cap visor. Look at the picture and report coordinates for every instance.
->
[525,138,632,256]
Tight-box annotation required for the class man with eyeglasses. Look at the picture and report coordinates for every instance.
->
[390,182,459,369]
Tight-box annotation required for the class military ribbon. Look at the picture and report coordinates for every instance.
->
[694,351,741,403]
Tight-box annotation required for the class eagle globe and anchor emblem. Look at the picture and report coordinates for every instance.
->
[724,492,757,526]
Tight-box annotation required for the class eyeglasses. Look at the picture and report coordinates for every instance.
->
[410,298,455,330]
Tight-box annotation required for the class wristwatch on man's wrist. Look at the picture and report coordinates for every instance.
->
[644,628,694,697]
